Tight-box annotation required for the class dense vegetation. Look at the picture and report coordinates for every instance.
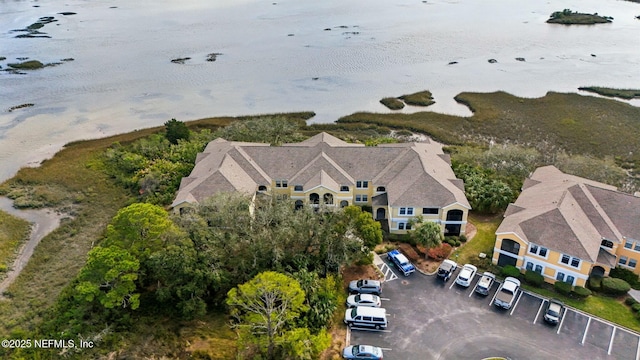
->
[0,212,30,273]
[547,9,613,24]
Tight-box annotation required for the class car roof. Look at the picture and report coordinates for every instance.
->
[462,264,477,271]
[357,294,377,300]
[362,279,381,286]
[395,253,410,263]
[358,345,381,355]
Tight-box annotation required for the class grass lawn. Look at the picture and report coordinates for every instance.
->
[450,212,501,267]
[0,211,30,272]
[520,284,640,332]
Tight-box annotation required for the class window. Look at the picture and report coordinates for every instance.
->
[625,240,633,249]
[406,223,412,230]
[276,194,289,201]
[356,180,369,189]
[398,223,405,230]
[422,208,439,215]
[355,195,368,202]
[619,256,628,265]
[376,186,386,192]
[561,254,570,264]
[399,208,406,215]
[635,243,640,252]
[258,185,267,191]
[275,180,288,188]
[294,185,303,191]
[529,244,548,257]
[630,259,638,268]
[556,272,565,282]
[601,239,613,248]
[340,185,349,192]
[535,265,543,274]
[407,208,414,215]
[525,262,533,271]
[565,275,575,285]
[570,258,580,268]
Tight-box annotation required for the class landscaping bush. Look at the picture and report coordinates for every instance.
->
[524,271,544,287]
[459,234,467,243]
[355,252,373,266]
[427,243,452,261]
[610,267,640,289]
[501,265,521,279]
[554,281,572,295]
[588,275,602,291]
[601,277,631,296]
[571,286,592,299]
[625,297,639,306]
[632,303,640,313]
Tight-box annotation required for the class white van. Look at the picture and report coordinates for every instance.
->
[344,306,387,329]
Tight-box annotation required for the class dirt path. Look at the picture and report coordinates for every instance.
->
[0,197,63,295]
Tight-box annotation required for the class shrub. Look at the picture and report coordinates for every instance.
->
[601,277,631,296]
[355,252,373,266]
[609,267,640,288]
[501,265,521,279]
[554,281,572,295]
[625,297,639,306]
[588,275,602,291]
[632,303,640,313]
[524,271,544,287]
[454,240,461,247]
[571,286,592,299]
[459,234,467,243]
[427,243,452,261]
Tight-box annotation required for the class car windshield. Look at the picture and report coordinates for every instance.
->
[460,275,469,281]
[548,309,560,317]
[350,308,357,318]
[357,280,364,287]
[354,294,361,302]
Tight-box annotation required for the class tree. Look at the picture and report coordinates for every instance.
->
[342,205,383,249]
[164,118,190,144]
[226,271,308,360]
[213,116,305,145]
[276,328,331,360]
[409,217,442,250]
[104,203,180,259]
[75,246,140,309]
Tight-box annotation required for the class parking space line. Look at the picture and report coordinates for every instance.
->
[489,285,499,307]
[469,282,479,297]
[380,347,393,351]
[636,335,640,360]
[581,317,592,345]
[557,308,568,334]
[533,299,546,324]
[608,327,616,355]
[349,327,391,333]
[380,297,391,301]
[449,279,456,290]
[509,291,523,316]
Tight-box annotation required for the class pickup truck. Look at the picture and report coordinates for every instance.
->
[475,272,496,295]
[387,249,415,276]
[493,277,521,309]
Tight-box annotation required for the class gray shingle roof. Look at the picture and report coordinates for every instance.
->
[171,132,469,209]
[497,165,638,262]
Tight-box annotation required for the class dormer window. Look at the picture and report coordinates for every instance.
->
[258,185,267,192]
[340,185,349,192]
[376,186,386,192]
[294,185,303,191]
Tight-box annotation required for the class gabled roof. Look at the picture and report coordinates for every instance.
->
[172,132,469,209]
[497,165,639,262]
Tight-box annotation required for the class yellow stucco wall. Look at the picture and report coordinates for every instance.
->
[615,240,640,275]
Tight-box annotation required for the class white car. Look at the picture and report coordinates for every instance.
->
[455,264,477,287]
[346,294,382,308]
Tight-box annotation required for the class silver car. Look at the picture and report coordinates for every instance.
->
[346,294,382,308]
[342,344,383,360]
[455,264,477,287]
[348,279,382,295]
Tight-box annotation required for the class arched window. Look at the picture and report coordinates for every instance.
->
[258,185,267,191]
[295,200,304,210]
[309,193,320,204]
[340,200,349,208]
[323,193,334,204]
[601,239,613,248]
[376,186,386,192]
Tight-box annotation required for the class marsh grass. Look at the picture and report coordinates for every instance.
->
[7,60,44,70]
[399,90,435,106]
[380,97,404,110]
[579,87,640,100]
[0,212,30,272]
[339,91,640,169]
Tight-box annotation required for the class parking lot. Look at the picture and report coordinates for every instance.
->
[349,255,640,359]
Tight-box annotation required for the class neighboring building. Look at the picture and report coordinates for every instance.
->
[493,165,640,287]
[171,132,470,235]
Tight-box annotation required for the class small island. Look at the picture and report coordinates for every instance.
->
[547,9,613,24]
[380,90,436,110]
[579,87,640,100]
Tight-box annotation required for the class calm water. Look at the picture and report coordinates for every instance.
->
[1,0,639,182]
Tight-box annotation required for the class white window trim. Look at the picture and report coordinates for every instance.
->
[558,254,581,269]
[356,180,369,189]
[528,243,549,260]
[521,256,587,284]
